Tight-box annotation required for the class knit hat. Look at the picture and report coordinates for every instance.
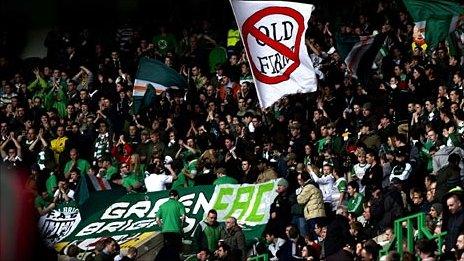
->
[277,178,289,188]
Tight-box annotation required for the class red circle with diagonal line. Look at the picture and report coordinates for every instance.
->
[242,6,305,84]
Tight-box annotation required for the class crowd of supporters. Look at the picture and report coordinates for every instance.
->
[3,0,464,260]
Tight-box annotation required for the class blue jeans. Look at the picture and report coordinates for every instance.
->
[292,216,308,237]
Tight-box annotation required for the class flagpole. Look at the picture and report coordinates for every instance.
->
[228,0,266,109]
[186,67,190,102]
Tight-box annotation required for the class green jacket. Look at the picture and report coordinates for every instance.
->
[172,159,198,189]
[27,76,49,99]
[347,193,364,216]
[316,135,343,154]
[44,85,68,117]
[64,159,91,176]
[122,172,140,189]
[421,140,435,173]
[446,132,462,147]
[192,220,226,252]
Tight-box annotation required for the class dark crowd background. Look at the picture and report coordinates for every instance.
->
[2,0,464,260]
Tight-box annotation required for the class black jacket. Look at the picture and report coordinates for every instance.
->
[444,208,464,250]
[324,215,353,257]
[378,186,404,231]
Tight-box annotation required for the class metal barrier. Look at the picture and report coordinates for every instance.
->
[379,212,447,259]
[248,254,269,261]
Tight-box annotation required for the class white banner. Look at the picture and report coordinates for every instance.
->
[230,0,317,108]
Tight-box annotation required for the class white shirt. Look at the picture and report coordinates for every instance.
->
[309,172,334,203]
[268,238,285,260]
[353,163,370,194]
[144,173,173,192]
[53,188,75,201]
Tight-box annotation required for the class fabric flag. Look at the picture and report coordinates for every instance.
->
[229,0,317,108]
[87,174,112,191]
[75,172,90,205]
[133,57,187,112]
[345,36,375,77]
[335,34,360,60]
[403,0,464,49]
[345,33,387,84]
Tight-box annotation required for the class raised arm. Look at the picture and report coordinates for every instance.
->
[309,171,333,185]
[9,133,22,159]
[175,140,184,159]
[0,138,9,159]
[165,164,177,180]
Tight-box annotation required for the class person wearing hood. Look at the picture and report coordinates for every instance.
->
[378,178,404,231]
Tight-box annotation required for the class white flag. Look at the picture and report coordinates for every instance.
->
[344,36,374,77]
[230,0,317,108]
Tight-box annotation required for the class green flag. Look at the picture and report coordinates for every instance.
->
[133,57,187,113]
[403,0,464,49]
[140,84,156,112]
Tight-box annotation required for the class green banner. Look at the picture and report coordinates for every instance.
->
[403,0,464,48]
[47,181,279,251]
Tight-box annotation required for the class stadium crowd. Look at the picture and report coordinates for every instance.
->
[3,0,464,260]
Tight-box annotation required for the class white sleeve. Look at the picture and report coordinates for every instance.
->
[309,171,320,182]
[68,189,75,199]
[163,175,173,184]
[312,173,334,184]
[398,164,412,180]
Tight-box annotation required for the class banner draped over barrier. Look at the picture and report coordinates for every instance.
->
[39,180,279,252]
